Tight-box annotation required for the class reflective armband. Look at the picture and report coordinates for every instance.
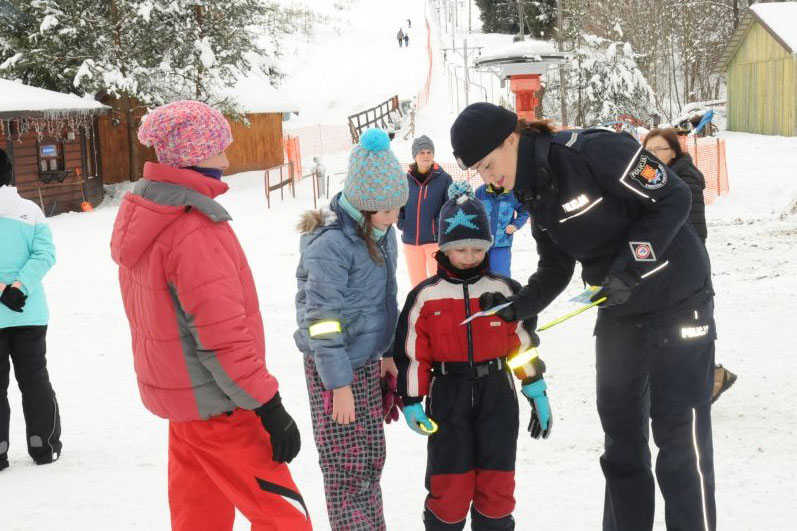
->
[309,320,342,337]
[507,347,545,381]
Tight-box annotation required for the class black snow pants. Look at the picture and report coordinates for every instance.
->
[422,359,519,531]
[596,298,716,531]
[0,325,62,466]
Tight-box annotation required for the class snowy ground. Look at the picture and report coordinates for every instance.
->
[2,1,797,530]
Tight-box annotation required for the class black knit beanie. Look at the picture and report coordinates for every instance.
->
[450,102,518,169]
[0,149,12,187]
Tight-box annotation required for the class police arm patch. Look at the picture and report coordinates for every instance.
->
[629,154,668,190]
[629,241,656,262]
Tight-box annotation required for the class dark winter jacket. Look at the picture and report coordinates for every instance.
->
[294,193,399,390]
[510,129,712,323]
[475,184,530,248]
[397,163,453,246]
[394,255,536,402]
[669,153,707,243]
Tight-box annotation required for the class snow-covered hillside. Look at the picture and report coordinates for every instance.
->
[1,1,796,530]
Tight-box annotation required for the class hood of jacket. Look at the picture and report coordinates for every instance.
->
[110,162,231,268]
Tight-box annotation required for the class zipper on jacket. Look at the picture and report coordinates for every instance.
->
[415,185,424,246]
[463,283,474,367]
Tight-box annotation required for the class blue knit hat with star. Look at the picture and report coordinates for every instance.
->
[438,181,493,252]
[344,128,408,211]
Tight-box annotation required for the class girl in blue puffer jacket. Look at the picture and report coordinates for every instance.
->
[294,129,408,531]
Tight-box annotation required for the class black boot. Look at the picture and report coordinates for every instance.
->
[471,506,515,530]
[424,508,466,531]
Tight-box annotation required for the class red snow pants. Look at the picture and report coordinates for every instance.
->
[168,408,312,531]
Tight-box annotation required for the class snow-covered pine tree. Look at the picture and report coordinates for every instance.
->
[544,30,655,127]
[0,0,301,180]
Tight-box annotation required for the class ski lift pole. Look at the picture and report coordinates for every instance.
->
[537,297,607,332]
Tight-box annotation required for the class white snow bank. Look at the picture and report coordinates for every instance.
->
[0,78,108,116]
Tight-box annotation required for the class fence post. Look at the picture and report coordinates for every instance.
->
[264,168,271,209]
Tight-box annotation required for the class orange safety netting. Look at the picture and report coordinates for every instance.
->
[416,17,433,109]
[678,136,730,204]
[283,135,302,177]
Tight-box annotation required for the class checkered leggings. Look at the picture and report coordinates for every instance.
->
[304,356,386,531]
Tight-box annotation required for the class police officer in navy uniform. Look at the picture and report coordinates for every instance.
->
[450,103,716,531]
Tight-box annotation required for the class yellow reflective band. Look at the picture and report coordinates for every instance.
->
[507,348,538,370]
[418,419,439,434]
[308,320,342,337]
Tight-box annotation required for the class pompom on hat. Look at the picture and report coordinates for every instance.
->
[137,100,232,168]
[438,181,493,252]
[344,128,408,211]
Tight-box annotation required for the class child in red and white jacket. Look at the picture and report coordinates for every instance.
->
[394,182,552,531]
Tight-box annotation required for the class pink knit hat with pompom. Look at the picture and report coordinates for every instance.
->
[137,100,232,167]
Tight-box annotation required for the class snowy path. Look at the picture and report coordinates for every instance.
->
[1,0,796,527]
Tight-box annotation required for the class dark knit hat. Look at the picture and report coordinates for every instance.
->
[438,181,493,252]
[450,102,518,169]
[411,135,434,159]
[0,148,12,187]
[345,128,408,211]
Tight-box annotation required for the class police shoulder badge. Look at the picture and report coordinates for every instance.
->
[629,241,656,262]
[629,154,668,190]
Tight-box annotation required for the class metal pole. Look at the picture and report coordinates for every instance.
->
[557,0,568,126]
[464,38,470,107]
[468,0,472,33]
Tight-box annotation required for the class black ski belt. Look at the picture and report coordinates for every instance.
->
[432,357,507,379]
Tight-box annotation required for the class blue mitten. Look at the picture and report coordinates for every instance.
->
[521,379,552,439]
[403,403,438,436]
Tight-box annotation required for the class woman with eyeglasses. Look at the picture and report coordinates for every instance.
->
[643,128,737,404]
[450,102,718,531]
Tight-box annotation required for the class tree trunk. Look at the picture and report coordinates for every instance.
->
[123,93,140,182]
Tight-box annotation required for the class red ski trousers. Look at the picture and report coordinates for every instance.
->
[168,408,312,531]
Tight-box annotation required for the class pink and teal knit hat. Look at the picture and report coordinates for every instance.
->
[137,100,232,167]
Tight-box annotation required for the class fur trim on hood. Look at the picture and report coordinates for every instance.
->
[297,207,337,234]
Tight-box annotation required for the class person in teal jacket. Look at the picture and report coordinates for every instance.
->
[474,183,529,277]
[0,148,61,471]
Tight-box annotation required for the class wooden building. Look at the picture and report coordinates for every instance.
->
[716,2,797,136]
[99,73,300,183]
[0,78,109,216]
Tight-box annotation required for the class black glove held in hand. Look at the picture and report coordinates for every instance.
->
[590,267,641,307]
[0,286,26,312]
[255,392,301,463]
[478,292,518,322]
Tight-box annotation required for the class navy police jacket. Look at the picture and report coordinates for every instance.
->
[513,129,712,322]
[397,164,453,245]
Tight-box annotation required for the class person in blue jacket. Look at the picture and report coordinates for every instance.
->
[451,104,717,531]
[294,129,407,530]
[0,148,61,472]
[397,135,453,287]
[474,183,529,277]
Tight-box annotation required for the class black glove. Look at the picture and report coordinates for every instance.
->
[478,292,518,322]
[255,392,301,463]
[0,285,26,312]
[590,267,641,307]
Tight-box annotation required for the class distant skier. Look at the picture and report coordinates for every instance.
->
[397,28,404,47]
[407,18,412,28]
[110,101,309,530]
[404,34,409,47]
[0,148,61,472]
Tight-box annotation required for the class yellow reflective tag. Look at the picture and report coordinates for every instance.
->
[308,320,342,337]
[418,419,439,434]
[507,348,538,370]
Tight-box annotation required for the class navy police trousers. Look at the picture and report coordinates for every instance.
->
[596,299,717,531]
